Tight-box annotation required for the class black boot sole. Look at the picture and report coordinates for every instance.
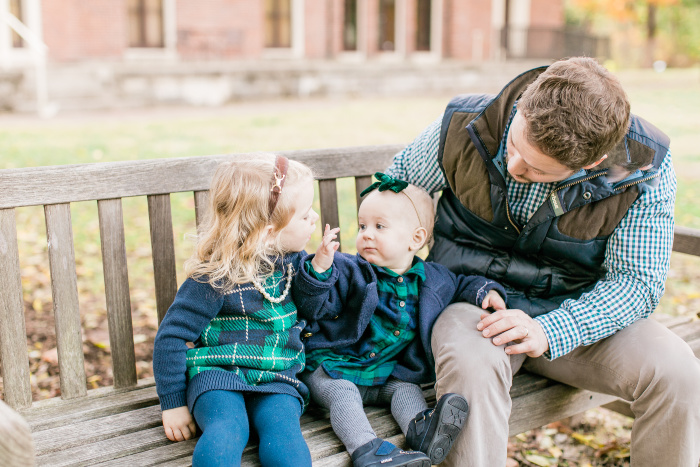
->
[424,393,469,464]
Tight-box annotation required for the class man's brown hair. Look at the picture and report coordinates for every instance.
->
[518,57,630,170]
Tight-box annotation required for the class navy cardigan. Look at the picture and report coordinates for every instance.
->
[293,253,506,384]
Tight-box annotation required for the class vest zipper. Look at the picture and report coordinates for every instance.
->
[613,172,661,191]
[504,200,521,235]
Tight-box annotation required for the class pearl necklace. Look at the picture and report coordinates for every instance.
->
[251,263,293,304]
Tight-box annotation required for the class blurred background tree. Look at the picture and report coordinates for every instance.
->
[567,0,700,67]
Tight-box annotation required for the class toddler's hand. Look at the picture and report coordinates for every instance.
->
[311,224,340,273]
[482,289,506,311]
[162,406,196,442]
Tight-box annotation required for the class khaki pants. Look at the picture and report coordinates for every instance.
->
[431,303,700,467]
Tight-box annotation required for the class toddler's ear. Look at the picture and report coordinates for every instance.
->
[263,224,275,245]
[410,226,428,252]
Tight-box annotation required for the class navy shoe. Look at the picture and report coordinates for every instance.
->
[351,438,430,467]
[406,393,469,464]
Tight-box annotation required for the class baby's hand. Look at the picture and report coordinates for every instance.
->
[311,224,340,273]
[162,406,196,442]
[481,289,506,311]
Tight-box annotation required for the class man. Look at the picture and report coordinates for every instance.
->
[385,57,700,466]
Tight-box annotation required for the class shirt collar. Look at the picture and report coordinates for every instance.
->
[372,256,426,281]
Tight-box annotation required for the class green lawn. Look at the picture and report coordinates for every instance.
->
[2,68,699,322]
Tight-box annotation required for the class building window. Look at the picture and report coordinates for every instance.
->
[265,0,292,48]
[127,0,164,48]
[343,0,357,51]
[416,0,431,51]
[9,0,23,48]
[378,0,395,51]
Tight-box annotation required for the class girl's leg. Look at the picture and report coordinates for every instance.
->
[247,393,311,467]
[191,390,249,467]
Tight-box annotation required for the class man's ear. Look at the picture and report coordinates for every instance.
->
[409,227,428,252]
[582,154,608,170]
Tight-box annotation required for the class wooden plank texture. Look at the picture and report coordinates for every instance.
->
[44,203,88,400]
[33,405,163,456]
[22,382,158,432]
[0,146,401,209]
[147,194,178,324]
[355,175,372,215]
[0,208,33,409]
[97,199,137,388]
[319,179,341,245]
[194,190,209,229]
[673,225,700,255]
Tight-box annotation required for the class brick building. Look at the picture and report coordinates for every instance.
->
[1,0,573,112]
[2,0,564,65]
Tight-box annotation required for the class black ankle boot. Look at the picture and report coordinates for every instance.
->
[405,393,469,464]
[351,438,430,467]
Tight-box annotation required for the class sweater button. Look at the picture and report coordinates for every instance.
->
[303,332,313,338]
[397,277,404,283]
[393,330,400,336]
[399,301,405,307]
[583,191,592,200]
[370,352,376,358]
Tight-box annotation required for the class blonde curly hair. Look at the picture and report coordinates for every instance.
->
[186,154,314,291]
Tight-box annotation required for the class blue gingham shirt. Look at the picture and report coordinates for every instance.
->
[386,114,676,360]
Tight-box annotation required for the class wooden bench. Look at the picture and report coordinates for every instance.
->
[1,146,699,466]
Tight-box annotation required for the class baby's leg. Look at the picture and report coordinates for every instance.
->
[377,378,428,434]
[302,366,375,454]
[191,390,248,467]
[247,393,311,467]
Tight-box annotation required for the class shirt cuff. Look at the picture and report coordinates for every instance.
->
[304,260,333,281]
[159,390,188,411]
[533,309,582,360]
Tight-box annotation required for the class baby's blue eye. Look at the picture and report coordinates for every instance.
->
[358,224,366,230]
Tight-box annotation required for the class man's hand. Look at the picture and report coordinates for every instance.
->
[481,289,506,311]
[162,406,196,442]
[477,309,549,357]
[311,224,340,273]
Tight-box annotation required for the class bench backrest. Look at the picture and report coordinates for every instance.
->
[0,146,400,409]
[2,146,700,411]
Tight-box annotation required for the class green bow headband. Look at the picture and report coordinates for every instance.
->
[359,172,423,228]
[360,172,409,197]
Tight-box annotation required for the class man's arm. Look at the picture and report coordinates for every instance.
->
[385,115,448,194]
[535,152,676,359]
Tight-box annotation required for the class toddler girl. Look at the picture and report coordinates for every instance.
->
[153,155,316,466]
[293,174,507,467]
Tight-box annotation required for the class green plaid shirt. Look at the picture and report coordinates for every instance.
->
[185,270,305,387]
[305,260,425,386]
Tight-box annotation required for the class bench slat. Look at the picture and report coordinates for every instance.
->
[673,225,700,255]
[193,190,209,229]
[0,146,401,209]
[33,405,163,456]
[148,194,178,324]
[97,198,138,388]
[0,207,33,409]
[35,426,170,467]
[23,382,158,432]
[45,203,88,400]
[319,179,341,245]
[355,175,371,215]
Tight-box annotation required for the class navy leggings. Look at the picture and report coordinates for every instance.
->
[191,390,312,467]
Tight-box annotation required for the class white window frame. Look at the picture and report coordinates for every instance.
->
[410,0,443,63]
[0,0,42,68]
[124,0,177,62]
[263,0,305,59]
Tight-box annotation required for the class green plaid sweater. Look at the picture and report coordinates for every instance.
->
[153,253,309,412]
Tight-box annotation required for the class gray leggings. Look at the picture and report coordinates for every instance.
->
[301,366,428,454]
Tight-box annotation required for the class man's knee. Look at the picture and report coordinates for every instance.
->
[432,303,513,387]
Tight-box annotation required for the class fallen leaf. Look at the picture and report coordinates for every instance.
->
[525,453,553,466]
